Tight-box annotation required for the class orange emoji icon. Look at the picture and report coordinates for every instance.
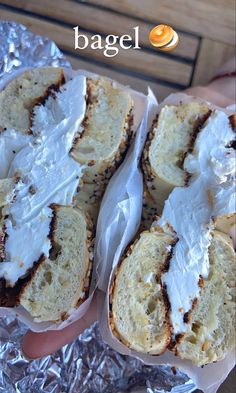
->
[149,24,179,52]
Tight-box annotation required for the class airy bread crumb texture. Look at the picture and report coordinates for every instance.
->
[0,178,15,210]
[74,181,100,224]
[73,77,133,222]
[111,228,174,354]
[19,205,94,322]
[142,102,210,214]
[215,212,236,236]
[71,77,133,185]
[0,67,64,134]
[174,231,236,366]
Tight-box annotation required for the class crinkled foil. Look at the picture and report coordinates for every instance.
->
[0,319,196,393]
[0,20,70,76]
[0,21,196,393]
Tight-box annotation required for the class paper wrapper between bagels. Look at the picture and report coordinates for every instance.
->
[97,92,235,393]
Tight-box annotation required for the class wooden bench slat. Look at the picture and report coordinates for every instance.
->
[0,0,199,60]
[66,54,178,101]
[0,8,192,86]
[192,38,235,85]
[86,0,235,45]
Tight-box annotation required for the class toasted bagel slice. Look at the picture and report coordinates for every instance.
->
[71,77,133,192]
[72,77,133,221]
[0,67,65,134]
[174,231,236,366]
[142,102,210,214]
[0,68,133,205]
[110,226,176,354]
[110,228,236,365]
[0,205,94,322]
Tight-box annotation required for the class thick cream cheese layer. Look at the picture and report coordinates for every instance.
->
[0,74,86,286]
[159,110,235,335]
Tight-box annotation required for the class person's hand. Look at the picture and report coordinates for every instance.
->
[21,57,235,360]
[185,56,235,107]
[22,295,98,359]
[184,82,235,108]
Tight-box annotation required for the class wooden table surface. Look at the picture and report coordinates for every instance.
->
[0,0,235,101]
[0,0,235,391]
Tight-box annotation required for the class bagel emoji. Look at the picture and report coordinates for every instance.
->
[149,24,179,52]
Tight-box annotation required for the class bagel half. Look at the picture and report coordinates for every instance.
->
[0,69,134,224]
[110,226,175,354]
[0,68,133,321]
[0,205,93,322]
[72,77,133,222]
[110,228,236,365]
[173,231,236,366]
[0,67,65,134]
[142,102,210,214]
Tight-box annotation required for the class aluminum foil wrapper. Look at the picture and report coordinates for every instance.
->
[0,318,196,393]
[0,20,70,77]
[0,20,196,393]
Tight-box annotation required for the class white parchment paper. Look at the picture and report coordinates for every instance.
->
[97,92,236,393]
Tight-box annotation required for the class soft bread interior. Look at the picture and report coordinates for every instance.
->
[71,77,133,184]
[143,102,210,213]
[0,67,65,134]
[215,213,236,236]
[0,178,14,210]
[110,227,175,354]
[19,205,93,322]
[175,231,236,366]
[71,77,133,220]
[148,102,210,186]
[75,182,100,224]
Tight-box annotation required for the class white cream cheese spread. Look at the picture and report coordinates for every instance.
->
[159,110,235,335]
[0,74,87,286]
